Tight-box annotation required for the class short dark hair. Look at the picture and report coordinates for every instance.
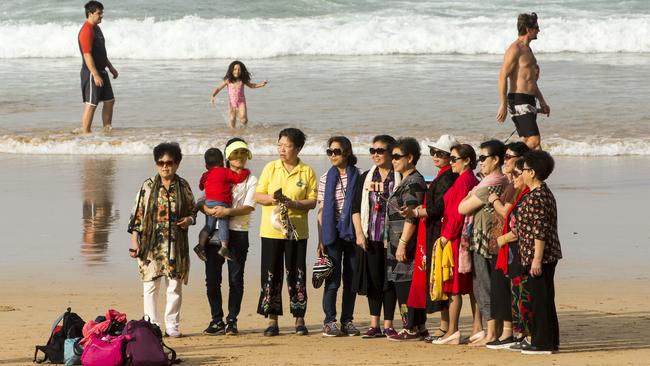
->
[84,1,104,18]
[522,150,555,181]
[372,135,396,150]
[153,142,182,163]
[479,139,506,166]
[506,141,531,157]
[278,128,307,150]
[327,136,358,166]
[517,12,538,35]
[394,137,421,166]
[451,144,477,170]
[204,148,224,168]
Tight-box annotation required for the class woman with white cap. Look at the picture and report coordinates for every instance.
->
[198,137,258,336]
[400,134,459,341]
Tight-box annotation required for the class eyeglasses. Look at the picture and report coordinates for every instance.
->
[478,154,494,162]
[369,147,388,155]
[504,153,519,161]
[156,160,175,167]
[326,148,343,157]
[512,170,523,178]
[392,153,407,161]
[522,168,533,172]
[429,148,449,158]
[449,155,463,163]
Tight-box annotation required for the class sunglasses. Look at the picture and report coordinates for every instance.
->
[429,148,449,158]
[504,153,519,161]
[478,154,494,162]
[326,148,343,157]
[449,155,463,163]
[156,160,175,167]
[369,147,388,155]
[392,153,407,161]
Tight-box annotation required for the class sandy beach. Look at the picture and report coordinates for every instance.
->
[1,155,649,365]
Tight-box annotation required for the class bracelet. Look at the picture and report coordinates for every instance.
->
[414,208,420,218]
[398,238,408,246]
[490,197,499,205]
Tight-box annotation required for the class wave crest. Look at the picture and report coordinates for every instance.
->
[1,15,650,59]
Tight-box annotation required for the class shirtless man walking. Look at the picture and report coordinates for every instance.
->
[496,13,549,150]
[75,1,118,134]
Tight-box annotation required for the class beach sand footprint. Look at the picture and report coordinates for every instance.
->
[0,305,18,312]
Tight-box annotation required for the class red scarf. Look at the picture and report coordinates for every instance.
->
[495,186,530,274]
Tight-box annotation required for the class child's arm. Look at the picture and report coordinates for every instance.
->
[225,168,251,184]
[210,80,228,104]
[246,80,268,89]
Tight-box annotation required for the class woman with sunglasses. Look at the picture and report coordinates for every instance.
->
[512,150,561,354]
[485,141,530,349]
[254,128,318,337]
[127,142,196,338]
[351,135,401,338]
[316,136,361,337]
[399,135,459,341]
[381,137,427,341]
[456,139,509,346]
[432,143,479,345]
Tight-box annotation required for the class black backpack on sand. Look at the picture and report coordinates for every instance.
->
[34,308,85,364]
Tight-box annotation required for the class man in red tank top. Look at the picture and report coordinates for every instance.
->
[75,1,118,134]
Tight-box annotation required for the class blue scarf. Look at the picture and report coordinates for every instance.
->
[322,164,359,246]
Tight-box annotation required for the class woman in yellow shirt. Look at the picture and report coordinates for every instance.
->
[254,128,318,336]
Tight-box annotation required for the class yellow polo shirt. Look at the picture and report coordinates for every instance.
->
[256,159,318,239]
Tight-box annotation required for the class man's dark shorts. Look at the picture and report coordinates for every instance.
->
[507,93,539,137]
[80,68,114,106]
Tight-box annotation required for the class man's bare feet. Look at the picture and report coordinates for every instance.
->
[72,128,90,134]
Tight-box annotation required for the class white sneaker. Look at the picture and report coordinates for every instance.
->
[166,328,182,338]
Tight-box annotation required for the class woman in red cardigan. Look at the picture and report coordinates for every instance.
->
[431,144,479,345]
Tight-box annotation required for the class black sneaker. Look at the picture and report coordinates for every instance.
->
[203,320,226,335]
[218,245,234,261]
[341,321,360,336]
[508,337,529,352]
[263,325,279,337]
[486,336,517,350]
[193,244,207,262]
[225,321,238,335]
[521,342,554,355]
[295,325,309,336]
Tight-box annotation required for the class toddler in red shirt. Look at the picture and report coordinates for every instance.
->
[194,148,250,261]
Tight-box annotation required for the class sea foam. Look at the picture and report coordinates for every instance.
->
[2,132,649,156]
[1,14,649,59]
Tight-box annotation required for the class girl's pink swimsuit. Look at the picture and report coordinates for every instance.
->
[227,82,245,108]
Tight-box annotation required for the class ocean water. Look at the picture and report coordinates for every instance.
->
[1,0,649,155]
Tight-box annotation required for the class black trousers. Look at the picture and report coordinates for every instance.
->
[257,237,308,318]
[366,240,396,321]
[524,261,559,350]
[205,230,249,323]
[490,259,513,321]
[395,280,426,329]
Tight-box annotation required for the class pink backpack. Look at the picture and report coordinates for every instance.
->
[81,334,131,366]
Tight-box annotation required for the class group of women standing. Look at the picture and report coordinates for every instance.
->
[127,127,561,355]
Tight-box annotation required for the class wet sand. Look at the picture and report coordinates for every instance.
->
[1,154,649,364]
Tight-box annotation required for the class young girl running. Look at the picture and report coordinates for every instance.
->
[210,60,268,129]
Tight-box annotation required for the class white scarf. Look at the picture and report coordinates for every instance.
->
[360,165,402,236]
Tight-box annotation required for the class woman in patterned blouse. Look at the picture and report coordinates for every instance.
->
[514,150,561,354]
[128,142,196,338]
